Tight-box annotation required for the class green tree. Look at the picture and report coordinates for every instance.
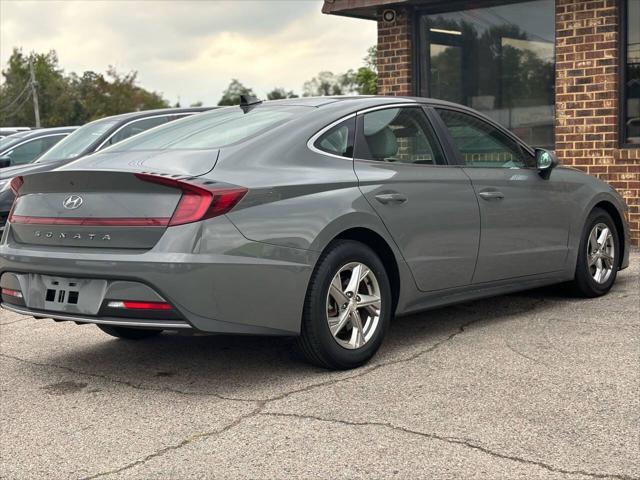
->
[218,79,255,106]
[0,49,74,127]
[302,46,378,97]
[355,46,378,95]
[0,48,168,127]
[266,87,298,100]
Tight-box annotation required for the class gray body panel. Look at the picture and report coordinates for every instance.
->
[0,96,631,335]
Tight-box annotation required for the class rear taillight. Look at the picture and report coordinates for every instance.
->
[1,288,23,299]
[135,173,247,226]
[107,300,171,311]
[10,176,23,195]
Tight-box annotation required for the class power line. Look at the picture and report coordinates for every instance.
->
[0,92,33,120]
[0,80,31,113]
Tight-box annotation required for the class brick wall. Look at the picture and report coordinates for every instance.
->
[377,7,413,96]
[556,0,640,245]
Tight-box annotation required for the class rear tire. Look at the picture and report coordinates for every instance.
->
[296,240,392,370]
[97,324,163,340]
[569,208,619,298]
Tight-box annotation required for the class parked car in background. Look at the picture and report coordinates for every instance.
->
[0,96,630,369]
[0,127,77,168]
[0,127,30,139]
[0,107,211,229]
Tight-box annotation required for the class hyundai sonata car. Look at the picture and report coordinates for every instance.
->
[0,96,630,369]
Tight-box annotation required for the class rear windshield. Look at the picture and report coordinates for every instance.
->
[107,106,306,152]
[36,118,118,163]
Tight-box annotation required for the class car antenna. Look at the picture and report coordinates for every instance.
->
[239,95,262,113]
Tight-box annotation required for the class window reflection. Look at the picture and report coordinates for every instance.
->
[420,1,555,147]
[624,0,640,145]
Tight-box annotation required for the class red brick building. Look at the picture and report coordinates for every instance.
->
[323,0,640,244]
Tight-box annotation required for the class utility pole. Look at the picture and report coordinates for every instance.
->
[28,60,40,128]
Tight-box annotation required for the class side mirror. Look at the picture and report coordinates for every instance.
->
[0,157,11,168]
[535,148,558,179]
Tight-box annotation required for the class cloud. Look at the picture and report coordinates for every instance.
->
[0,0,376,106]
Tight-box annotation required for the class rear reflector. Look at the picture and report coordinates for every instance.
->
[10,176,23,195]
[107,300,172,311]
[9,215,170,227]
[135,173,247,226]
[2,288,23,299]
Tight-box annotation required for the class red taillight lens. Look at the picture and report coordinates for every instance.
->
[135,173,247,226]
[1,288,23,298]
[10,176,23,195]
[107,300,172,311]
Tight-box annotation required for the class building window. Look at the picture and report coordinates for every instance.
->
[622,0,640,146]
[418,0,555,147]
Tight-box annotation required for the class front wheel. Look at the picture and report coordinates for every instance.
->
[296,240,392,370]
[570,208,620,297]
[97,324,163,340]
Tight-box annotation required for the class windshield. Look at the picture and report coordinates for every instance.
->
[36,118,118,163]
[108,106,306,152]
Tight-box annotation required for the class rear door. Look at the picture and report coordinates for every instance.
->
[353,105,480,292]
[433,107,570,283]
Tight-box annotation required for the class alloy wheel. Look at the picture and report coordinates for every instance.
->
[326,262,381,350]
[587,222,615,284]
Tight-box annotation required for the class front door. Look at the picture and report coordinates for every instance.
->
[433,107,570,283]
[353,106,480,292]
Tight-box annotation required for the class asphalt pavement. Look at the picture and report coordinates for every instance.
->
[1,252,638,479]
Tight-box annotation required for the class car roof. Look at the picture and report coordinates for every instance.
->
[257,95,467,111]
[8,126,78,140]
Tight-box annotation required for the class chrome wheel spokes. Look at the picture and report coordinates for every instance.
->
[587,223,615,284]
[326,262,381,350]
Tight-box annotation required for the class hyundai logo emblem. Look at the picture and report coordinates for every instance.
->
[63,195,84,210]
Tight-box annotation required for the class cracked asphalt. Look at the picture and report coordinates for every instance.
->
[1,252,638,480]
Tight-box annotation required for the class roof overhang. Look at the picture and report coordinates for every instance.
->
[321,0,410,20]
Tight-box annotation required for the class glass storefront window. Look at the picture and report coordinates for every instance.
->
[419,1,555,147]
[623,0,640,145]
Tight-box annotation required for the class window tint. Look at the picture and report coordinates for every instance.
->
[37,118,119,163]
[436,109,533,168]
[314,117,355,158]
[355,107,446,165]
[622,0,640,144]
[105,116,170,147]
[5,135,65,165]
[109,107,304,152]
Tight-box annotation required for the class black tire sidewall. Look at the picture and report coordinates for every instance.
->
[303,240,392,369]
[575,209,619,296]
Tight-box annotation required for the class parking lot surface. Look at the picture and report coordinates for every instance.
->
[1,252,638,480]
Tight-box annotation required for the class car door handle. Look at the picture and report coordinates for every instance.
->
[478,191,505,200]
[375,193,408,204]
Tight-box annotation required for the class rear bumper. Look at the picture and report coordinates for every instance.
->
[1,303,192,330]
[0,217,318,335]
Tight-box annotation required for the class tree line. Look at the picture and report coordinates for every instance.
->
[0,47,377,127]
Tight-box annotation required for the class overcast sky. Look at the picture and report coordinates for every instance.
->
[0,0,376,106]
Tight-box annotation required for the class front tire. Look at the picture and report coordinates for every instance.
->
[97,324,163,340]
[570,208,619,297]
[296,240,392,370]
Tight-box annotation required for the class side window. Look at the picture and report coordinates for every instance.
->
[436,109,533,168]
[314,117,355,158]
[5,135,64,165]
[355,107,446,165]
[107,116,170,147]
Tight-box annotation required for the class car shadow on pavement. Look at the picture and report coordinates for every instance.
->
[32,276,616,399]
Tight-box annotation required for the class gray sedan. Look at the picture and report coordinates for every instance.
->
[0,96,630,369]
